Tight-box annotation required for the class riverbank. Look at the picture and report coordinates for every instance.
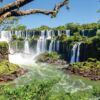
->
[0,60,27,83]
[63,59,100,81]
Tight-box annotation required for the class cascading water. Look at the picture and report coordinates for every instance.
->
[53,40,56,51]
[9,30,35,65]
[24,31,30,54]
[0,30,82,64]
[46,30,52,39]
[70,42,81,63]
[49,39,56,52]
[9,30,52,65]
[24,40,30,54]
[66,30,70,37]
[57,40,60,51]
[0,31,11,42]
[70,43,78,63]
[49,39,54,52]
[36,30,46,54]
[82,30,85,36]
[76,42,81,62]
[58,30,61,36]
[15,31,22,38]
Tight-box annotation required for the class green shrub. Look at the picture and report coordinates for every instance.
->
[71,59,100,76]
[37,52,60,62]
[12,34,17,40]
[92,86,100,97]
[73,32,82,41]
[0,42,8,48]
[58,34,67,42]
[18,37,24,41]
[0,60,18,75]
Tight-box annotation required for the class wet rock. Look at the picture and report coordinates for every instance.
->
[46,59,67,65]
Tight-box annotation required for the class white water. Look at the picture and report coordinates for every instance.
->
[76,42,81,62]
[66,30,70,37]
[58,30,61,36]
[82,30,85,36]
[70,42,81,63]
[70,43,78,63]
[49,39,54,52]
[49,39,56,52]
[15,31,22,38]
[9,53,34,65]
[0,31,11,42]
[24,40,30,54]
[36,30,46,54]
[46,30,52,39]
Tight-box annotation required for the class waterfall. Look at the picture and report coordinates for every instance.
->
[82,30,85,36]
[0,31,11,42]
[76,42,81,62]
[24,30,30,54]
[15,31,22,38]
[36,30,46,54]
[24,40,30,54]
[46,30,52,39]
[49,39,53,52]
[49,39,56,52]
[70,42,81,63]
[48,30,56,52]
[58,30,61,36]
[97,29,100,32]
[57,41,60,51]
[70,43,78,63]
[66,30,70,37]
[52,30,55,37]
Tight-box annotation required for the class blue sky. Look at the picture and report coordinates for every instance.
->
[0,0,100,28]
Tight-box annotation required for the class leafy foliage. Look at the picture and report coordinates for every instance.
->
[0,17,19,31]
[12,34,17,40]
[0,77,99,100]
[0,42,8,48]
[37,52,60,62]
[71,58,100,77]
[0,60,18,75]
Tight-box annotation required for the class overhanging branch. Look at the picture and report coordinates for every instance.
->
[0,0,34,15]
[0,0,69,21]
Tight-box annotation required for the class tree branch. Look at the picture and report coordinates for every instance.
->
[0,0,34,15]
[0,0,69,21]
